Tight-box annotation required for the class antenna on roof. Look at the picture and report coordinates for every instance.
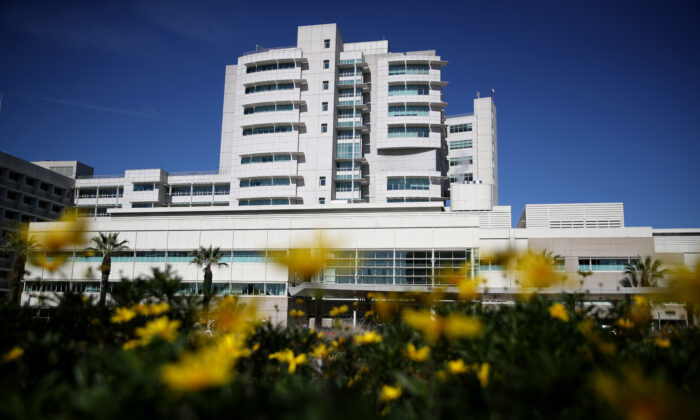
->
[491,87,495,98]
[476,90,480,98]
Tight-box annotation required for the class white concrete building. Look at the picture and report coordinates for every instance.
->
[18,24,699,326]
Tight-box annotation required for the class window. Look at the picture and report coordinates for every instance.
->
[319,197,325,204]
[323,60,329,69]
[322,102,328,111]
[323,81,329,90]
[241,154,291,164]
[321,123,328,133]
[450,173,474,183]
[8,171,20,181]
[337,130,361,139]
[238,199,290,206]
[324,39,330,48]
[450,139,473,149]
[245,62,295,73]
[387,178,430,190]
[335,181,360,192]
[449,123,472,133]
[388,105,430,117]
[245,83,294,94]
[171,186,191,196]
[337,109,362,118]
[388,85,430,96]
[132,203,154,208]
[239,178,290,188]
[78,189,97,198]
[242,125,293,136]
[449,157,473,166]
[388,127,430,138]
[214,184,230,195]
[338,68,362,77]
[319,176,326,186]
[98,188,118,198]
[388,64,430,75]
[336,143,360,159]
[338,89,359,98]
[25,177,36,187]
[578,257,638,272]
[133,183,155,191]
[192,185,212,196]
[336,161,361,171]
[243,104,294,114]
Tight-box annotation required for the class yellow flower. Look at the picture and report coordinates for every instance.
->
[353,330,382,345]
[210,296,259,335]
[654,337,671,348]
[457,278,480,301]
[329,305,349,317]
[310,343,330,358]
[476,363,490,387]
[252,343,260,351]
[515,251,565,295]
[33,253,70,272]
[406,343,430,362]
[3,346,24,362]
[133,302,170,316]
[443,314,484,340]
[289,309,305,318]
[272,240,330,282]
[269,349,307,373]
[317,331,324,339]
[111,307,137,324]
[402,309,440,342]
[549,303,570,322]
[617,318,634,329]
[379,385,402,402]
[448,359,469,374]
[347,366,369,387]
[161,348,232,391]
[122,340,140,350]
[135,316,181,344]
[364,310,374,318]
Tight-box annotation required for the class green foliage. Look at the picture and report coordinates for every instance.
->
[0,271,698,420]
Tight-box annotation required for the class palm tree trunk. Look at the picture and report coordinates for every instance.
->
[9,254,26,305]
[99,255,111,307]
[203,266,213,307]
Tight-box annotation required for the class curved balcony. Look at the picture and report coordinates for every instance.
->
[236,160,298,179]
[239,87,303,107]
[239,48,305,65]
[377,131,442,150]
[387,72,445,85]
[235,132,299,155]
[387,114,443,128]
[240,67,304,85]
[236,183,299,200]
[386,91,446,108]
[240,110,300,127]
[386,55,447,67]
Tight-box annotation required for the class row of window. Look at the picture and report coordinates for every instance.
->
[338,89,361,98]
[337,109,362,118]
[337,129,362,139]
[243,104,294,114]
[578,258,638,272]
[245,62,295,73]
[50,250,285,263]
[450,139,472,149]
[23,281,286,296]
[238,199,290,206]
[450,156,473,166]
[388,105,430,117]
[242,125,293,136]
[335,181,360,192]
[336,143,361,159]
[388,127,430,138]
[239,178,291,188]
[77,188,125,198]
[387,198,430,203]
[339,59,362,64]
[241,154,292,165]
[387,178,430,190]
[449,173,474,183]
[388,85,430,96]
[449,123,472,133]
[338,68,363,77]
[388,64,430,75]
[133,183,156,192]
[244,83,294,94]
[336,161,361,171]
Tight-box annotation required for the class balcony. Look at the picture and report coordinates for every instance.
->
[236,159,298,178]
[240,110,301,127]
[377,131,442,150]
[239,88,302,107]
[235,131,299,155]
[235,183,299,200]
[240,67,304,86]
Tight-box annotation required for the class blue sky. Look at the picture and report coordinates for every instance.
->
[0,0,698,228]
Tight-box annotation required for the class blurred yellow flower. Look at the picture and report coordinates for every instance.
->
[379,385,402,402]
[310,343,330,359]
[272,239,330,282]
[354,330,382,345]
[269,349,307,373]
[161,348,234,391]
[210,296,259,335]
[654,337,671,348]
[42,209,88,252]
[476,363,490,387]
[406,343,430,362]
[664,261,700,304]
[111,307,137,324]
[3,346,24,362]
[347,366,369,387]
[448,359,469,374]
[133,302,170,316]
[364,310,374,318]
[444,314,484,340]
[402,308,439,342]
[457,278,480,301]
[252,343,260,352]
[135,316,181,344]
[329,305,349,317]
[617,318,634,329]
[515,251,565,295]
[549,303,570,322]
[289,309,305,318]
[122,340,140,350]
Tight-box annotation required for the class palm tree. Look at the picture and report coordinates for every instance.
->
[1,229,37,304]
[190,245,228,304]
[619,256,667,287]
[86,232,129,306]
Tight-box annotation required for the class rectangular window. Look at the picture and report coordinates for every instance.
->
[338,68,362,77]
[449,123,473,133]
[242,125,293,136]
[78,189,97,198]
[388,64,430,75]
[324,39,330,48]
[239,178,290,188]
[387,127,430,138]
[578,257,637,272]
[388,85,430,96]
[449,157,473,166]
[387,178,430,190]
[323,81,329,90]
[238,199,290,206]
[450,139,473,149]
[322,102,328,111]
[337,130,361,140]
[243,103,294,114]
[323,60,329,69]
[335,181,360,192]
[245,62,295,74]
[98,188,118,198]
[449,173,474,183]
[214,184,230,195]
[336,161,361,171]
[319,197,325,204]
[336,143,360,159]
[337,109,362,118]
[133,183,155,192]
[192,185,212,196]
[321,123,328,133]
[244,83,294,94]
[171,186,190,196]
[388,105,430,117]
[319,176,326,186]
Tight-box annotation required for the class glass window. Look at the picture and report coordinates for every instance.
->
[336,142,360,159]
[192,185,212,196]
[214,184,230,195]
[322,102,328,111]
[389,64,430,75]
[449,123,473,133]
[265,283,286,296]
[245,83,294,94]
[245,62,295,73]
[321,123,328,133]
[323,81,329,90]
[449,157,473,166]
[319,197,325,204]
[319,176,326,186]
[388,105,430,117]
[324,39,330,48]
[387,127,430,138]
[242,125,293,136]
[233,251,266,263]
[133,183,155,192]
[388,85,430,96]
[323,60,329,69]
[449,139,473,150]
[387,178,430,190]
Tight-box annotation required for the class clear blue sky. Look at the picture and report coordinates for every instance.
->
[0,0,698,228]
